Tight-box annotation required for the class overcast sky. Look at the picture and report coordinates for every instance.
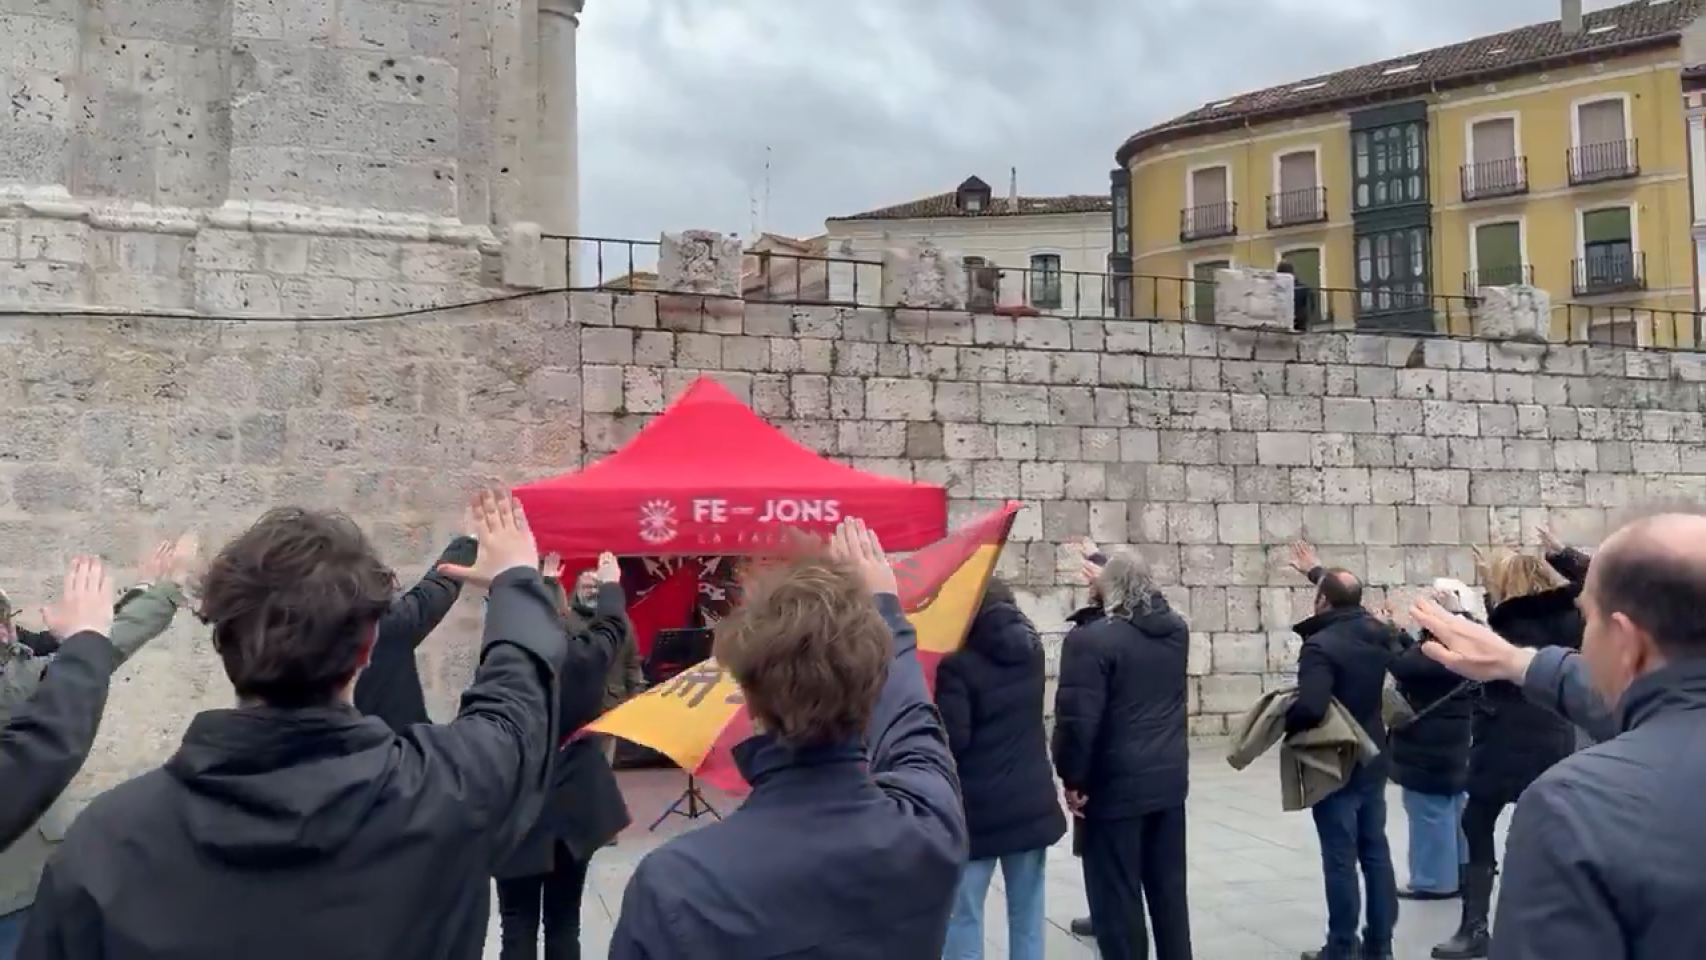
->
[577,1,1628,245]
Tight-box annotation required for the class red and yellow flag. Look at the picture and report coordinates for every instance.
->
[587,503,1021,793]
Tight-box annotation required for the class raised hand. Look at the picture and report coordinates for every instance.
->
[595,552,621,584]
[540,553,564,580]
[1411,596,1532,683]
[828,517,898,596]
[1071,537,1100,559]
[1080,557,1103,585]
[1536,526,1563,554]
[436,490,538,588]
[137,540,174,582]
[168,533,201,584]
[1288,539,1319,575]
[42,557,116,639]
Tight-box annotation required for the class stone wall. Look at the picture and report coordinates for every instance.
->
[572,289,1706,734]
[0,293,579,793]
[6,273,1704,795]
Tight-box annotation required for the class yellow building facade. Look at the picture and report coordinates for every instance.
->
[1113,4,1700,345]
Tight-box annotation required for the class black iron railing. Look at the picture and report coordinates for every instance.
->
[1568,139,1639,185]
[1460,157,1528,201]
[1463,264,1534,291]
[1179,201,1237,242]
[1572,251,1645,296]
[1266,187,1327,229]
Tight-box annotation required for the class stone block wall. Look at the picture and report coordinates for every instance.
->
[6,283,1704,796]
[0,292,578,794]
[571,291,1706,734]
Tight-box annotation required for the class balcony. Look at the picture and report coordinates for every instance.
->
[1572,250,1645,296]
[1459,157,1528,201]
[1568,139,1640,185]
[1463,264,1533,292]
[1179,201,1237,243]
[1266,187,1327,229]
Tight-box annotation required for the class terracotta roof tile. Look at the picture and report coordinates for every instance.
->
[829,183,1113,222]
[1118,0,1703,162]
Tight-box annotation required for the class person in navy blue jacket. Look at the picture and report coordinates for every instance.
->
[935,578,1066,960]
[607,517,966,960]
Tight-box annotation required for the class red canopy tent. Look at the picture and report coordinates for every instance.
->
[513,376,947,558]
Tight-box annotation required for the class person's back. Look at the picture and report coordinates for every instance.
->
[1491,513,1706,959]
[608,520,965,960]
[21,494,586,960]
[1286,563,1399,960]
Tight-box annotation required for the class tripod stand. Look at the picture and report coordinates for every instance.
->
[649,772,723,830]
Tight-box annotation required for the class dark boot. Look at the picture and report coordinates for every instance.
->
[1069,916,1093,937]
[1431,864,1494,959]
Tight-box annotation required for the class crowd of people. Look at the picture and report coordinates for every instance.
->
[0,491,1702,959]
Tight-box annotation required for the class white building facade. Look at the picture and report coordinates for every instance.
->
[1687,76,1706,311]
[824,176,1115,315]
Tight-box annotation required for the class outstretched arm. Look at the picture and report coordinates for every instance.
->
[1523,647,1616,744]
[0,632,122,849]
[377,536,478,652]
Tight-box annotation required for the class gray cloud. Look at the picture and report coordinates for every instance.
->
[577,1,1626,246]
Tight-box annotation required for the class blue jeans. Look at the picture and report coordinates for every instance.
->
[0,908,29,960]
[942,847,1048,960]
[1310,764,1398,953]
[1401,789,1467,893]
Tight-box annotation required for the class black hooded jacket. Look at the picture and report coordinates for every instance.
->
[1388,619,1474,797]
[19,569,588,960]
[1469,582,1584,803]
[935,598,1066,861]
[1051,597,1190,821]
[353,536,478,731]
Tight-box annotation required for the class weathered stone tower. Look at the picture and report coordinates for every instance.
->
[0,0,583,314]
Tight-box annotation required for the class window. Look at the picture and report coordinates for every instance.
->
[963,255,998,310]
[1106,253,1132,314]
[1353,121,1427,210]
[1570,97,1636,183]
[1190,259,1230,323]
[1463,116,1525,199]
[1278,247,1322,290]
[1355,226,1431,317]
[1278,247,1323,327]
[1182,165,1234,239]
[1577,207,1641,294]
[1470,221,1525,288]
[1029,253,1062,309]
[1270,149,1324,226]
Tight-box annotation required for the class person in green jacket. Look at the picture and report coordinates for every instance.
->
[0,537,194,958]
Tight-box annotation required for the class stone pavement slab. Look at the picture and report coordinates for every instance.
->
[483,742,1508,959]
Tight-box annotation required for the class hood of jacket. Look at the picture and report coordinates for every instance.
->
[163,705,396,867]
[1125,593,1184,639]
[965,600,1040,666]
[1487,583,1580,627]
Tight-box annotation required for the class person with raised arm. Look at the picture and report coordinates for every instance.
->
[21,492,618,960]
[0,539,192,957]
[1412,513,1706,959]
[607,518,965,960]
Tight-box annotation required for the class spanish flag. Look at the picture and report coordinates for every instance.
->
[588,502,1022,794]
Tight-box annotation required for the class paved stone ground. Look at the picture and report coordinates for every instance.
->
[482,741,1508,959]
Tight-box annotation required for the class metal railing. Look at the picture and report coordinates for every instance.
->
[1460,157,1528,201]
[1572,251,1645,297]
[1463,264,1533,292]
[540,234,1706,351]
[1567,139,1639,185]
[1266,187,1327,229]
[1179,201,1237,242]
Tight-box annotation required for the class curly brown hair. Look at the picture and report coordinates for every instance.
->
[199,508,397,708]
[713,548,891,749]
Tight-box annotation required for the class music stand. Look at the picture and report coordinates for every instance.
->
[645,628,724,830]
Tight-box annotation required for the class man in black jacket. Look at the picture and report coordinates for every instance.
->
[1412,515,1706,959]
[1286,541,1399,960]
[352,531,479,730]
[1054,550,1192,960]
[20,491,596,960]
